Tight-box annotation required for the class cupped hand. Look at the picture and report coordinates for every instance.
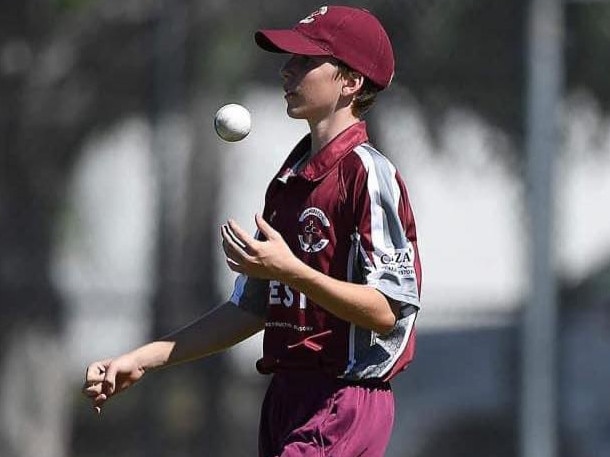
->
[221,213,302,281]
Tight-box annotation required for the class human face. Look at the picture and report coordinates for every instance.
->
[280,54,344,123]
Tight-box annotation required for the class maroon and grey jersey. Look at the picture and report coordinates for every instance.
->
[230,121,422,381]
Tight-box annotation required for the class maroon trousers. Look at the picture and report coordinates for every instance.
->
[259,371,395,457]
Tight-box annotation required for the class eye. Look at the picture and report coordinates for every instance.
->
[282,55,325,74]
[283,55,310,69]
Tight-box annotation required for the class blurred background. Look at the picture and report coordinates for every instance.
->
[1,1,609,456]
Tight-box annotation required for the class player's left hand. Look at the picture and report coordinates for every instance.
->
[221,213,302,281]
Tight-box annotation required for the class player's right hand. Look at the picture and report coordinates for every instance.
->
[82,354,146,414]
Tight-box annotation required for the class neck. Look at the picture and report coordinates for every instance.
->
[308,110,360,155]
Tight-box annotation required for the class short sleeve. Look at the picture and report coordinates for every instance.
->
[229,274,268,318]
[351,145,421,312]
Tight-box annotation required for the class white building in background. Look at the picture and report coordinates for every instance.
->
[53,85,610,376]
[53,118,158,374]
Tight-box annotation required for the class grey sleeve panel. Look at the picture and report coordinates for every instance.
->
[342,311,417,380]
[362,144,408,249]
[229,274,268,318]
[353,144,420,309]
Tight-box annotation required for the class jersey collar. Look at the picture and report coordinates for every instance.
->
[276,121,369,183]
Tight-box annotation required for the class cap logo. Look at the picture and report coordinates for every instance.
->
[299,6,328,24]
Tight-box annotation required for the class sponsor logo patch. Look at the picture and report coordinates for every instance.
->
[378,243,416,278]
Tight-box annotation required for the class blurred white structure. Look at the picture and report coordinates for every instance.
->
[53,118,158,375]
[378,96,525,329]
[53,86,610,376]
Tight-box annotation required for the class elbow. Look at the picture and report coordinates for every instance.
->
[370,297,402,335]
[374,324,395,336]
[371,313,397,336]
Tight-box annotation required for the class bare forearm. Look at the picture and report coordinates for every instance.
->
[132,301,264,371]
[83,301,263,413]
[283,260,397,334]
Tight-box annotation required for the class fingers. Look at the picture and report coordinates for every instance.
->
[103,363,118,396]
[83,360,115,392]
[223,221,248,249]
[223,216,275,250]
[84,360,109,385]
[82,358,121,414]
[221,224,248,263]
[82,361,111,414]
[225,257,245,273]
[221,216,283,278]
[227,219,256,248]
[82,383,102,401]
[92,393,108,414]
[254,213,278,240]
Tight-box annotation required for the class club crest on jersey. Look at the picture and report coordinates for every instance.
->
[298,207,330,253]
[299,6,328,24]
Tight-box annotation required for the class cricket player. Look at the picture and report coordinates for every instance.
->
[83,5,422,456]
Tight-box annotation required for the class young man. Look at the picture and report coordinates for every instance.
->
[83,5,422,457]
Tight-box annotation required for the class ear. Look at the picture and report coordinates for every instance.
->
[341,72,364,98]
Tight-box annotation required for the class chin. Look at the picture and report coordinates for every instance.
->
[286,107,307,120]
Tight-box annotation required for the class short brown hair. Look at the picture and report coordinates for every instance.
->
[336,62,380,118]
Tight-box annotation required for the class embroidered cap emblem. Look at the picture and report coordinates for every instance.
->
[298,207,330,253]
[299,6,329,24]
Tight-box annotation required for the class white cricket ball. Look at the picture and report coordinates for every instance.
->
[213,103,251,142]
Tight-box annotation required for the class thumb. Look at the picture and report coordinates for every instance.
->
[255,213,278,240]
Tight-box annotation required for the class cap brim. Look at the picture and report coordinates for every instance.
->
[255,29,329,56]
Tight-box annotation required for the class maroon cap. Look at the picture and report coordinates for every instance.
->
[255,6,395,89]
